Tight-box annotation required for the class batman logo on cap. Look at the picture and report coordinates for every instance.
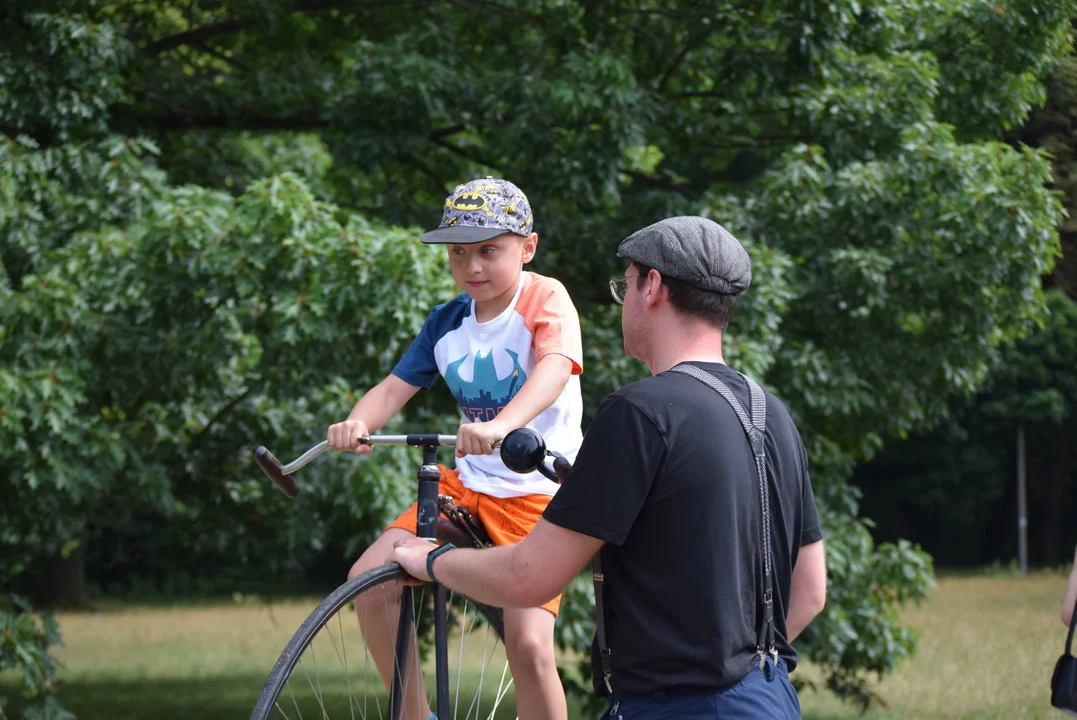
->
[447,192,493,216]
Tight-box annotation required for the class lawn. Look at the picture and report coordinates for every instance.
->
[796,569,1069,719]
[1,570,1070,719]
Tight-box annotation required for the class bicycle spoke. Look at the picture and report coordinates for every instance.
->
[328,610,358,720]
[311,639,331,720]
[361,596,375,720]
[486,661,514,720]
[296,654,330,720]
[409,584,428,719]
[285,673,303,718]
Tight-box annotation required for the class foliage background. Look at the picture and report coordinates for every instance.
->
[3,0,1077,715]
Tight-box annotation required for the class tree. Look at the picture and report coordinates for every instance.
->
[2,0,1073,712]
[856,289,1077,568]
[856,20,1077,573]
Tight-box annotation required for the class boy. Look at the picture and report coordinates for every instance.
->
[327,177,583,720]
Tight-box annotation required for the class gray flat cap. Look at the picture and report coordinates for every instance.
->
[617,216,751,294]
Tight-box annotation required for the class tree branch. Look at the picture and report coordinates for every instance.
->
[625,170,701,200]
[144,17,257,55]
[443,0,537,16]
[143,0,424,55]
[395,152,448,192]
[196,41,251,72]
[430,136,501,171]
[118,90,472,138]
[655,30,714,93]
[190,389,252,447]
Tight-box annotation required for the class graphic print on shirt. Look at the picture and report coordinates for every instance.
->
[444,349,528,423]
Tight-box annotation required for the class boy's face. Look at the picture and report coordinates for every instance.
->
[447,232,537,308]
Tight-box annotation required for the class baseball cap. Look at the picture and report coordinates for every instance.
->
[617,216,752,294]
[420,177,534,244]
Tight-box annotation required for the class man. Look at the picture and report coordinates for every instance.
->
[391,215,827,718]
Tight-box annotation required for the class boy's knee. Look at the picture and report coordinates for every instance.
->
[506,628,556,669]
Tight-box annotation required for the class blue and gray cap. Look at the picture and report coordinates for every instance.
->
[421,177,534,244]
[617,216,752,294]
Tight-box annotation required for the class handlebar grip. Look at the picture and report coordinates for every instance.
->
[535,462,559,483]
[552,455,572,484]
[253,446,301,498]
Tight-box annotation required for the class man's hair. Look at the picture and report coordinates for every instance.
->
[635,264,738,330]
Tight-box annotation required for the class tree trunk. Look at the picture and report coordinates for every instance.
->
[1044,423,1071,567]
[35,534,90,609]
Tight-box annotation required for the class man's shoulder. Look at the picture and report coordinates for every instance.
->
[601,374,680,415]
[700,364,804,443]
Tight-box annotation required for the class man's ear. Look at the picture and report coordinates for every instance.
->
[643,268,665,307]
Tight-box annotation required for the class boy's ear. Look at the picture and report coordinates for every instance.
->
[521,232,538,264]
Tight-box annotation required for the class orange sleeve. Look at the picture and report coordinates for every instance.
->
[516,274,584,375]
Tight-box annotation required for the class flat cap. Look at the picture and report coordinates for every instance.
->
[617,216,751,294]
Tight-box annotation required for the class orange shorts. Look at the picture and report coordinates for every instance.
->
[386,465,561,616]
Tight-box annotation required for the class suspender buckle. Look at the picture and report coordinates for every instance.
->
[748,426,765,458]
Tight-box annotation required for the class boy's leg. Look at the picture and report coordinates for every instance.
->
[477,492,567,720]
[348,527,431,720]
[503,606,568,720]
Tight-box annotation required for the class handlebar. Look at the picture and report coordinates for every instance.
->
[253,429,568,498]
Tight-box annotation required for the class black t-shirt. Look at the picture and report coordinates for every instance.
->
[542,362,823,697]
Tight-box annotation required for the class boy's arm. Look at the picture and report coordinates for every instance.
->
[328,374,421,453]
[455,354,573,458]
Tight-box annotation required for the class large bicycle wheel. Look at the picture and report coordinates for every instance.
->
[251,564,514,720]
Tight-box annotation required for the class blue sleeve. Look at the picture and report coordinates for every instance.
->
[391,308,441,390]
[390,296,470,390]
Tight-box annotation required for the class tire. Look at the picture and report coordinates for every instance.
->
[251,563,510,720]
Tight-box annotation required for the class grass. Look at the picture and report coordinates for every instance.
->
[797,570,1068,719]
[0,570,1071,719]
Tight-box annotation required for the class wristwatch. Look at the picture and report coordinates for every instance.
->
[426,542,456,584]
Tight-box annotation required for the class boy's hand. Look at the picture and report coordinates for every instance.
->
[455,420,505,458]
[327,419,373,454]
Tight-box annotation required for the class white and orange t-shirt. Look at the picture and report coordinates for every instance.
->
[391,272,584,498]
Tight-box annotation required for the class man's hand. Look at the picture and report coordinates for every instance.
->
[389,537,438,584]
[327,419,373,454]
[455,420,506,458]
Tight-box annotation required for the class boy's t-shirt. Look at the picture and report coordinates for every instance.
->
[391,272,584,498]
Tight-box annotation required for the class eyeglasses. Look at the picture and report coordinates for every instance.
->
[609,275,639,305]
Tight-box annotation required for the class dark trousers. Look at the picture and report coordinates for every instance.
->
[602,658,801,719]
